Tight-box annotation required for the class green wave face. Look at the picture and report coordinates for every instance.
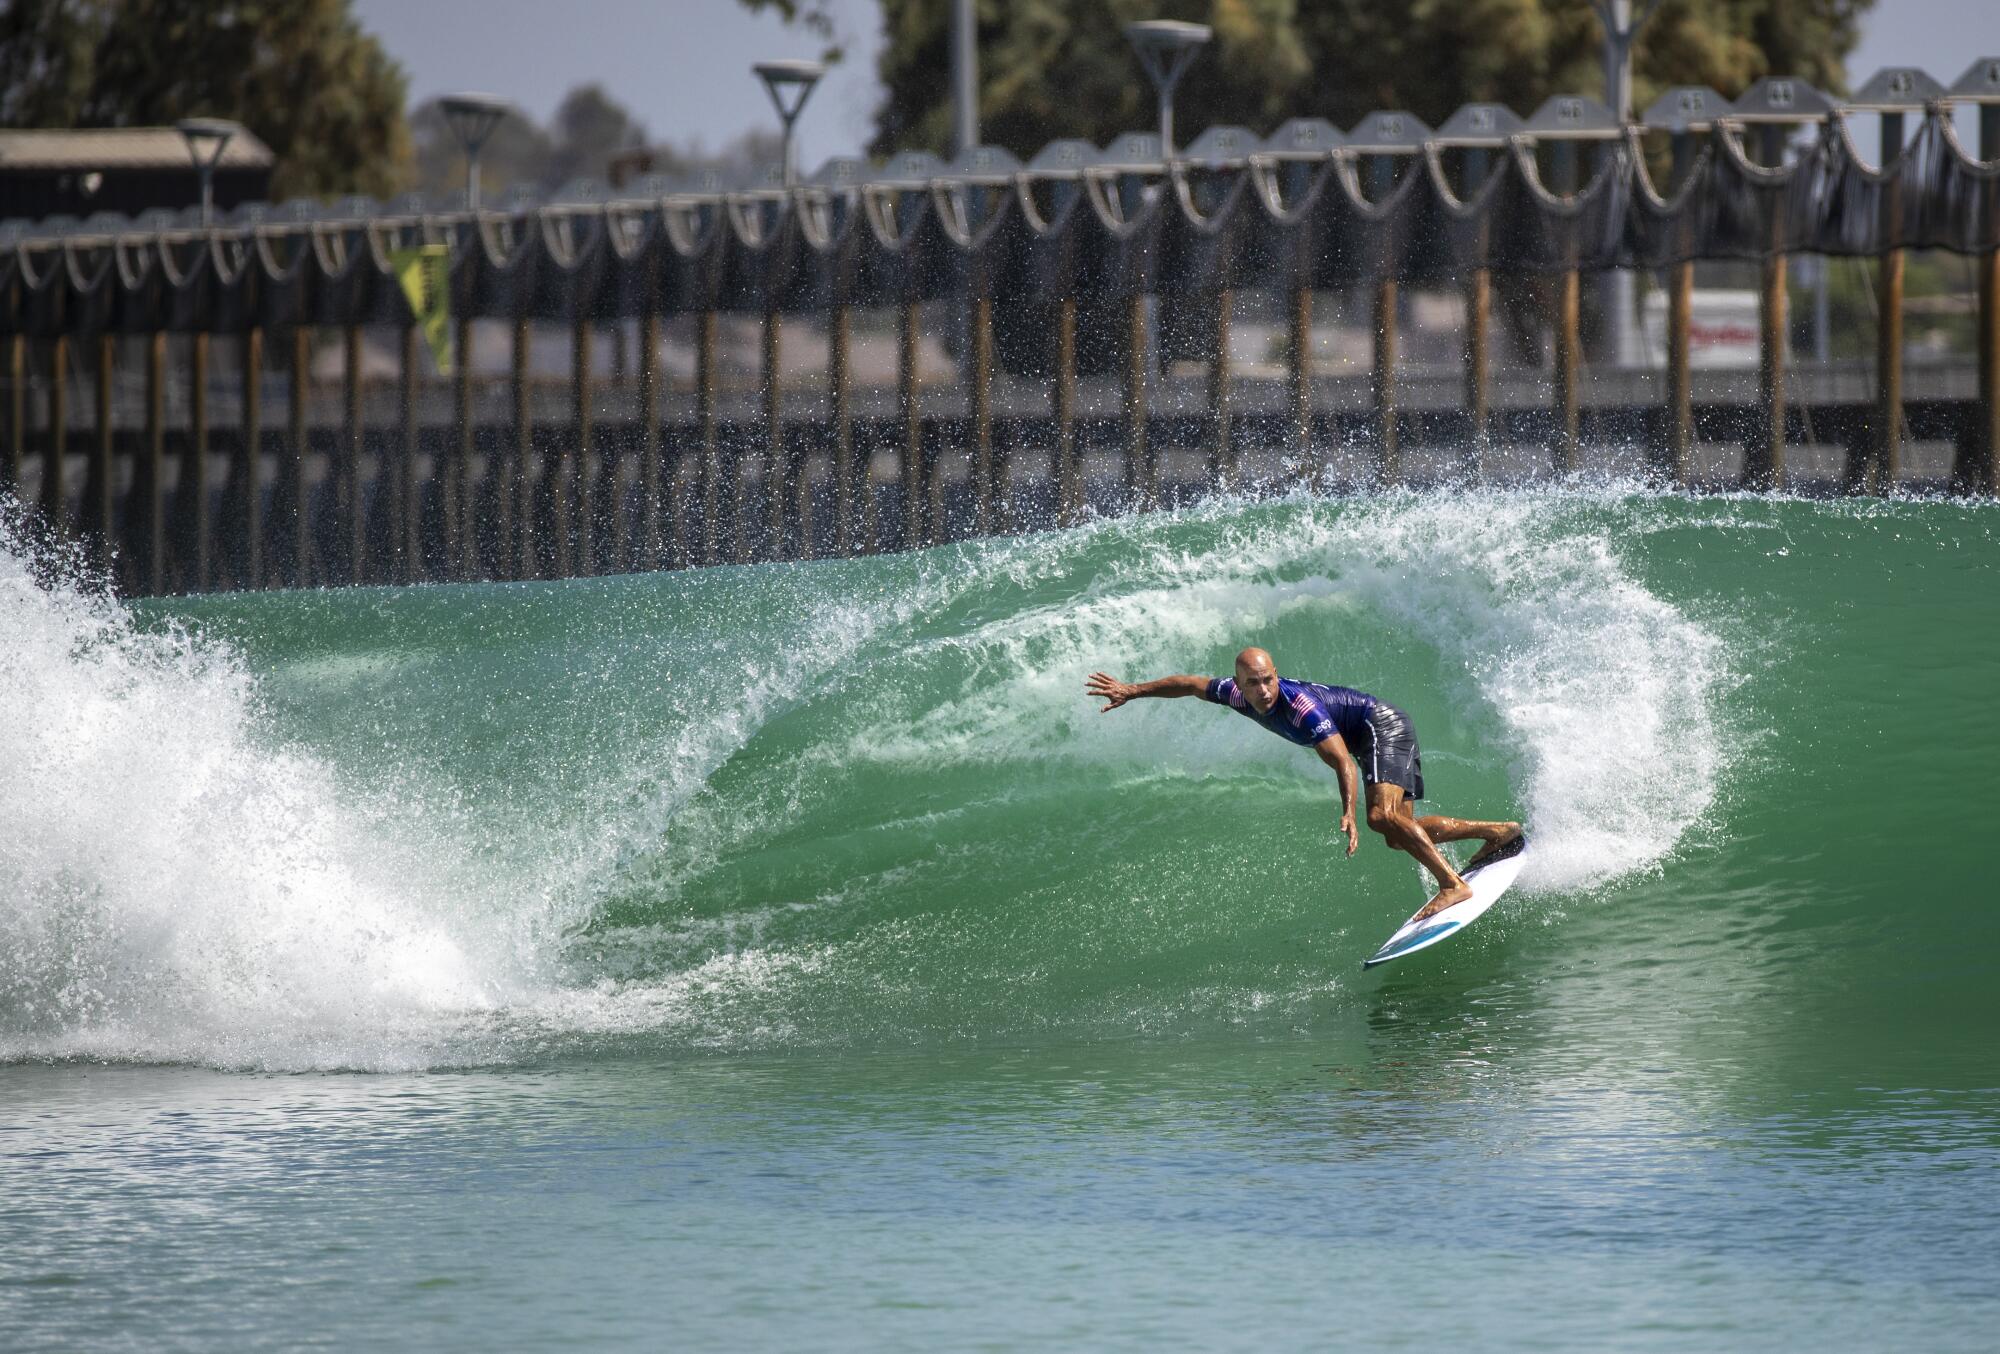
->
[3,488,1996,1076]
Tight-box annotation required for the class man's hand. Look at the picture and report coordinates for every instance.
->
[1087,672,1138,712]
[1340,812,1358,858]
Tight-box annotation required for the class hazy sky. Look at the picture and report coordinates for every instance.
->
[352,0,1998,167]
[353,0,885,167]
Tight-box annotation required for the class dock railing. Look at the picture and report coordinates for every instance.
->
[3,69,1997,595]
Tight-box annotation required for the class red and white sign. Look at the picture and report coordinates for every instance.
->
[1641,288,1775,369]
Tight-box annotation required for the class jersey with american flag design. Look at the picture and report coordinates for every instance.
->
[1202,675,1377,748]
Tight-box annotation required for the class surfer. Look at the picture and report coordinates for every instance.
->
[1086,647,1519,921]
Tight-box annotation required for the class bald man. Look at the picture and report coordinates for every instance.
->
[1086,647,1520,920]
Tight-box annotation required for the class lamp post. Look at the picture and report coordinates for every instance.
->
[1591,0,1664,123]
[1125,20,1211,157]
[1588,0,1664,368]
[439,92,513,212]
[753,60,826,188]
[175,118,240,225]
[952,0,978,157]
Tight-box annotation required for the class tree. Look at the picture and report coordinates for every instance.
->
[544,85,650,189]
[411,85,772,201]
[732,0,848,63]
[859,0,1874,160]
[0,0,411,201]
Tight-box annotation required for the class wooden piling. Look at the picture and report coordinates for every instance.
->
[142,332,166,594]
[1125,293,1152,512]
[513,315,535,580]
[1554,271,1581,474]
[900,300,925,546]
[571,315,593,576]
[1665,260,1694,487]
[1463,147,1493,484]
[398,323,421,582]
[43,334,66,531]
[1749,125,1787,492]
[753,308,779,563]
[1054,296,1079,526]
[240,328,262,588]
[792,355,814,562]
[1750,253,1787,490]
[925,405,947,546]
[1465,269,1491,480]
[1865,110,1907,496]
[289,327,310,587]
[1546,140,1582,478]
[609,325,632,572]
[92,333,115,570]
[923,308,949,542]
[971,296,996,535]
[342,325,364,584]
[697,310,720,566]
[190,332,210,590]
[1372,279,1399,487]
[1208,290,1234,489]
[637,307,661,569]
[1971,106,2000,494]
[829,307,855,555]
[1288,285,1313,487]
[1870,249,1904,494]
[1977,246,2000,494]
[551,323,575,576]
[452,315,472,577]
[5,332,21,493]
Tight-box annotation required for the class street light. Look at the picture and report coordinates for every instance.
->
[1587,1,1664,367]
[439,92,513,212]
[1589,0,1664,123]
[951,0,979,157]
[753,60,825,188]
[174,117,240,225]
[1125,20,1211,157]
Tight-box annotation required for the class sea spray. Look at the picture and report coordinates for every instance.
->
[0,509,500,1070]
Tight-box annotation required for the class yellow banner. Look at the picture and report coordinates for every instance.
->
[390,245,453,375]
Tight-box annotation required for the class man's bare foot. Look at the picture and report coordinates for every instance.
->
[1463,824,1523,874]
[1413,882,1473,922]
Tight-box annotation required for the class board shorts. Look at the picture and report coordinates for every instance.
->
[1354,703,1425,801]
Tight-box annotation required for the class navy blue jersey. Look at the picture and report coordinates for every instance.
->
[1203,676,1377,749]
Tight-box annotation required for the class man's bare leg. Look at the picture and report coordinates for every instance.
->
[1415,813,1522,872]
[1364,784,1471,919]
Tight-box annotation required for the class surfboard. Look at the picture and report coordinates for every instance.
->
[1362,834,1528,969]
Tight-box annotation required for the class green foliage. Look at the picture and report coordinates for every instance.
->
[410,83,782,200]
[0,0,411,200]
[733,0,848,63]
[855,0,1874,159]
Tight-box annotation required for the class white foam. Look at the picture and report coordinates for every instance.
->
[1298,490,1730,890]
[0,521,961,1070]
[0,516,504,1071]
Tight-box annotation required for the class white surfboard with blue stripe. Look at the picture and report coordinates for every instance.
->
[1362,835,1528,969]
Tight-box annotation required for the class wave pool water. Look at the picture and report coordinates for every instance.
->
[0,487,1790,1069]
[4,484,1998,1351]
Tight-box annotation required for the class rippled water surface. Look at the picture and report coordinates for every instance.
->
[8,1037,1998,1352]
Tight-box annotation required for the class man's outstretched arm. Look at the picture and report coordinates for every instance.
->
[1314,735,1362,858]
[1086,672,1211,712]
